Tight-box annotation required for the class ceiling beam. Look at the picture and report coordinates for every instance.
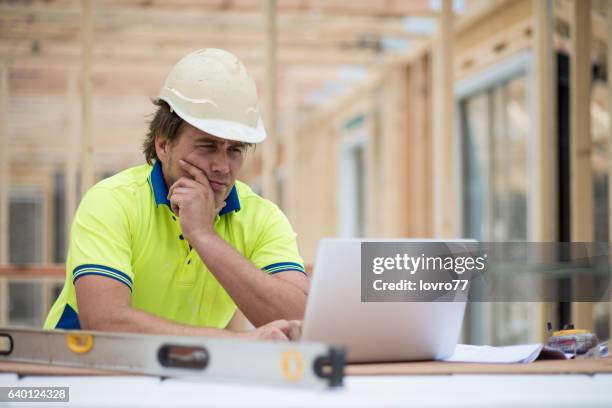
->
[0,41,380,66]
[3,0,440,18]
[0,5,422,28]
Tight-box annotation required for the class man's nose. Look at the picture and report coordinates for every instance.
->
[210,150,230,174]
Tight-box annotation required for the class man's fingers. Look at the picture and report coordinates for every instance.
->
[254,326,289,341]
[269,329,289,341]
[169,194,183,214]
[169,189,191,214]
[170,187,190,196]
[179,159,210,187]
[283,320,302,341]
[178,159,199,177]
[174,177,198,187]
[168,177,198,195]
[267,319,301,341]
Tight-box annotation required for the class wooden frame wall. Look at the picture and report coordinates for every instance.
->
[1,0,609,337]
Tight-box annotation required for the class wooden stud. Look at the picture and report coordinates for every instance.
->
[80,0,94,194]
[262,0,278,204]
[433,0,456,238]
[532,0,557,342]
[377,67,410,236]
[0,64,8,266]
[569,0,594,331]
[420,55,434,237]
[570,0,593,242]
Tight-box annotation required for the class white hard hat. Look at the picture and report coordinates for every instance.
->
[157,48,267,143]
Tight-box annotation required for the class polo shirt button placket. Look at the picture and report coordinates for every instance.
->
[172,215,191,254]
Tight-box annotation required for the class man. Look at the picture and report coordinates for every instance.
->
[44,49,308,341]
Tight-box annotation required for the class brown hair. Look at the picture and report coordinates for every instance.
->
[143,99,185,164]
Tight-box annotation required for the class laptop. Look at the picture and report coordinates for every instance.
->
[301,238,470,363]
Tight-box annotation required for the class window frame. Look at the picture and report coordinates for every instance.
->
[454,51,539,345]
[455,51,535,241]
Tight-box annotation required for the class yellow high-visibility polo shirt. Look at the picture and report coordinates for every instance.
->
[44,161,305,330]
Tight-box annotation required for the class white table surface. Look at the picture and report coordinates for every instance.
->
[1,373,612,407]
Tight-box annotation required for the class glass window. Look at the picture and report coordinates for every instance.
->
[9,189,43,264]
[461,75,528,242]
[53,171,66,263]
[338,115,367,238]
[277,170,286,212]
[591,79,608,243]
[8,281,44,328]
[496,76,528,241]
[339,142,366,237]
[460,72,531,345]
[591,76,610,341]
[51,281,64,302]
[461,91,489,240]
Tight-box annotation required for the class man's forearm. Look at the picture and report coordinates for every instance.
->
[81,305,237,338]
[191,233,307,327]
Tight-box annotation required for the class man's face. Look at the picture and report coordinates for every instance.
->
[155,123,248,209]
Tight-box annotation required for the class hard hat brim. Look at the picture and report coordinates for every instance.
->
[159,97,267,144]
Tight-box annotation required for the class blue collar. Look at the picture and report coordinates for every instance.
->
[148,160,241,216]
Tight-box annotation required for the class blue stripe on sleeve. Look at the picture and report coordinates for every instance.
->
[72,264,133,290]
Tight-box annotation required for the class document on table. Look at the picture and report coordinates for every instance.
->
[442,344,571,364]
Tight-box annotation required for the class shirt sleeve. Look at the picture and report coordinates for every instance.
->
[67,186,134,291]
[249,204,306,276]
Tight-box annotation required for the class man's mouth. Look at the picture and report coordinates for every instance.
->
[208,180,228,193]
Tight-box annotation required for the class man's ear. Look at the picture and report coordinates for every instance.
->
[154,135,170,162]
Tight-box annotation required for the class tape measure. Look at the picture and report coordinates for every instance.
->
[546,323,599,355]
